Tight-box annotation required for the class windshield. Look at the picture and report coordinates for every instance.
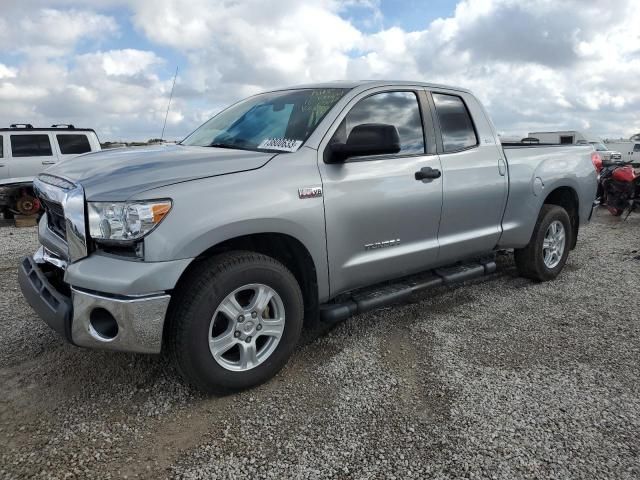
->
[181,88,349,152]
[589,142,607,151]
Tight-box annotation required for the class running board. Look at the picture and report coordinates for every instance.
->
[319,257,496,324]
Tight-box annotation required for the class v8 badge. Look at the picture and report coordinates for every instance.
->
[298,186,323,199]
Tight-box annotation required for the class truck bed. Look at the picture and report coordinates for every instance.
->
[497,143,595,249]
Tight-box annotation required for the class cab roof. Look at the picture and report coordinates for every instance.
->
[274,79,472,94]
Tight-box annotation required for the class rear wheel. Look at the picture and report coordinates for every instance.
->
[514,205,572,282]
[167,251,304,394]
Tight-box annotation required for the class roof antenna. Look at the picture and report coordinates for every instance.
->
[161,66,178,141]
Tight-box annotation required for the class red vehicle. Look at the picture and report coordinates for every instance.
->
[594,154,640,216]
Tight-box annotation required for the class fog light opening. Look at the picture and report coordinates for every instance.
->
[89,308,119,341]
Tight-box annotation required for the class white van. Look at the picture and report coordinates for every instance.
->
[0,124,101,215]
[604,140,640,163]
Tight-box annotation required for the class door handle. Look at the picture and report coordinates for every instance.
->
[415,166,441,181]
[41,160,55,165]
[498,157,507,176]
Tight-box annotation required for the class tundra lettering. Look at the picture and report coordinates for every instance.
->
[364,239,401,250]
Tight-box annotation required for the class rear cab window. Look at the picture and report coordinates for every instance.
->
[57,134,91,155]
[330,90,426,157]
[432,93,478,153]
[10,134,53,157]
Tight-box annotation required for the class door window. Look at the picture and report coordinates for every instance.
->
[331,91,425,155]
[57,134,91,154]
[633,144,640,152]
[10,134,53,157]
[432,93,478,152]
[0,136,3,158]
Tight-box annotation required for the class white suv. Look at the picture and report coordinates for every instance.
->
[0,124,101,215]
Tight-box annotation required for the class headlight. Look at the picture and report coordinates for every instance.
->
[88,200,172,242]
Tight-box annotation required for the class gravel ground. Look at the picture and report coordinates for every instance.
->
[1,209,639,479]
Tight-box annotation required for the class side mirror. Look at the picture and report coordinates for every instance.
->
[326,123,401,163]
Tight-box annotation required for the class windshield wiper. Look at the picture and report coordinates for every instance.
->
[209,142,258,152]
[208,142,248,150]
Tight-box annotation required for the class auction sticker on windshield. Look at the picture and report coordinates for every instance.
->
[258,138,303,152]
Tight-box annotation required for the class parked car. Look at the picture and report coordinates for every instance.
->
[18,81,598,393]
[0,124,101,216]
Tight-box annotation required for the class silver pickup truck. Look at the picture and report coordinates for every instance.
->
[19,81,597,392]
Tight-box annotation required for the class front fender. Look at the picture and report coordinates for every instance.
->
[135,150,330,300]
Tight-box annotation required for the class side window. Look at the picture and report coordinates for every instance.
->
[633,144,640,152]
[332,91,425,155]
[10,134,53,157]
[57,134,91,155]
[0,136,3,158]
[432,93,478,152]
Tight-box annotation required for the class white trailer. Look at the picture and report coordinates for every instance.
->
[527,130,590,145]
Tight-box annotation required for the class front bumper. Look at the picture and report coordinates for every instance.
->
[18,253,171,354]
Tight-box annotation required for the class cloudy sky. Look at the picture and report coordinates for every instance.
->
[1,0,638,142]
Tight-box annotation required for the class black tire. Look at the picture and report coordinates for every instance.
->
[167,251,304,394]
[514,205,572,282]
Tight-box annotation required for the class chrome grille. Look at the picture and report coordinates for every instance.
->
[34,175,88,263]
[42,199,66,239]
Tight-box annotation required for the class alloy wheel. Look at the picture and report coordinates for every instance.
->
[542,220,566,269]
[208,283,285,372]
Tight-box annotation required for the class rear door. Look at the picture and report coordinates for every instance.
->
[0,135,7,180]
[428,90,508,263]
[8,133,57,180]
[318,87,443,295]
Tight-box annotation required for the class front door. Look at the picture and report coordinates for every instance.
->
[429,91,508,263]
[318,89,443,296]
[8,133,57,181]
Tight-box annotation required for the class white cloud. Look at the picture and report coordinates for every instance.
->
[0,0,639,140]
[0,8,118,57]
[0,64,18,79]
[77,49,163,77]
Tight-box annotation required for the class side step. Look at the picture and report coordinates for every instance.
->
[319,257,496,324]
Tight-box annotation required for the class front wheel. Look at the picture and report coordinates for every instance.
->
[167,251,304,394]
[514,205,572,282]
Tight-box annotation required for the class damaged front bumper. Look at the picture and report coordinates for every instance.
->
[18,247,171,354]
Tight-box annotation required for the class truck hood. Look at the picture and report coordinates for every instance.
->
[44,144,276,200]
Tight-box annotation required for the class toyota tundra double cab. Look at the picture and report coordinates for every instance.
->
[19,81,598,392]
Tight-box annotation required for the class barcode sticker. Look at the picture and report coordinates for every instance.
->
[258,138,303,152]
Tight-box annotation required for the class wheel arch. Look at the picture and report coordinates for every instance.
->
[543,185,579,249]
[172,232,320,327]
